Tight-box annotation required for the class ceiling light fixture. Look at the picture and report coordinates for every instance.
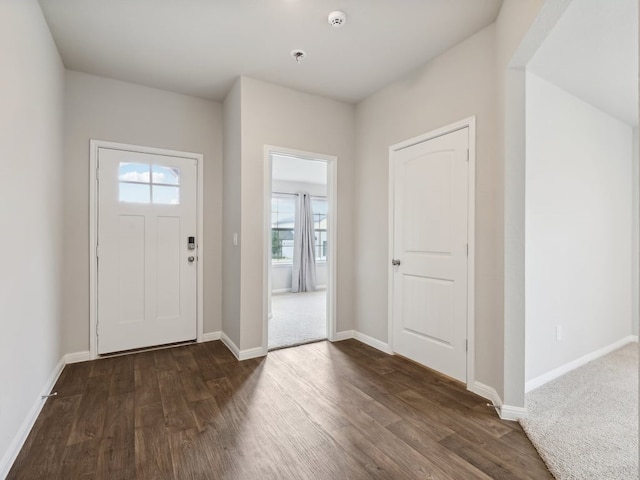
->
[328,11,346,28]
[290,49,307,64]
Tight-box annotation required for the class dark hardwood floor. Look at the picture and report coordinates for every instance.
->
[8,340,552,479]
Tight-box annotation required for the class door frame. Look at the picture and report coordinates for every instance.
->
[263,145,338,352]
[388,116,476,386]
[89,139,204,359]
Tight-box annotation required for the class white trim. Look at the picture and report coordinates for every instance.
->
[388,117,477,387]
[202,331,222,342]
[0,357,65,478]
[263,146,338,355]
[220,331,240,359]
[220,332,266,361]
[468,381,503,407]
[196,143,205,344]
[387,149,395,353]
[499,405,529,421]
[271,288,292,294]
[353,331,394,355]
[333,330,394,355]
[334,330,355,341]
[89,140,205,359]
[64,351,91,364]
[468,381,527,421]
[238,347,267,361]
[525,335,639,393]
[272,285,327,295]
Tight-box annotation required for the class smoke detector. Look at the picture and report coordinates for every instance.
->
[328,11,346,28]
[290,49,307,64]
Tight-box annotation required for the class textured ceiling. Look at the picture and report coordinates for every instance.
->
[528,0,638,126]
[38,0,503,103]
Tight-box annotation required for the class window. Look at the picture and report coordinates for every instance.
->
[311,197,327,262]
[271,193,327,264]
[271,195,295,263]
[118,163,180,204]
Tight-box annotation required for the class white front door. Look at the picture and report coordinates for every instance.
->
[97,147,198,354]
[391,128,469,382]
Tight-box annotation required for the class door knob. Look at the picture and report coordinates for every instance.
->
[392,259,401,266]
[188,256,195,263]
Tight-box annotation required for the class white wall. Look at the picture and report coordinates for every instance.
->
[525,72,633,381]
[222,79,242,346]
[63,71,223,352]
[235,77,356,351]
[633,128,639,336]
[0,0,65,473]
[272,265,327,292]
[497,0,548,408]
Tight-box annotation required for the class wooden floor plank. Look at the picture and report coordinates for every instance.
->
[58,439,100,480]
[95,392,135,479]
[7,339,552,480]
[134,402,174,480]
[66,375,110,445]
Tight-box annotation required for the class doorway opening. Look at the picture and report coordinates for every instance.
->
[264,148,336,351]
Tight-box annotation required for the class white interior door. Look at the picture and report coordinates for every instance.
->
[97,147,197,354]
[391,128,469,382]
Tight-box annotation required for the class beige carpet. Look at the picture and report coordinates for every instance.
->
[520,342,638,480]
[268,290,327,350]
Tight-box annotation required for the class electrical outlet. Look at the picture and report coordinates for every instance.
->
[556,325,563,342]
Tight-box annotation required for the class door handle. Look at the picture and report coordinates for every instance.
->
[188,256,195,263]
[392,259,401,266]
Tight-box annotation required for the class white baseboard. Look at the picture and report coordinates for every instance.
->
[201,331,221,342]
[0,356,66,479]
[272,286,327,295]
[334,330,355,341]
[64,351,91,364]
[219,332,266,361]
[238,346,267,361]
[525,335,639,393]
[468,381,527,421]
[468,381,502,406]
[333,330,393,355]
[353,331,394,355]
[499,404,529,421]
[220,332,240,359]
[271,288,291,294]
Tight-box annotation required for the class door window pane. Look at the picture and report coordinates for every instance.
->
[119,182,151,203]
[119,163,150,183]
[152,165,180,185]
[118,162,181,205]
[153,185,180,205]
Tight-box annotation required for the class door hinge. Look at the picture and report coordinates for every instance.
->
[466,149,469,162]
[465,339,468,352]
[466,244,469,256]
[96,323,99,337]
[96,167,99,182]
[96,245,99,260]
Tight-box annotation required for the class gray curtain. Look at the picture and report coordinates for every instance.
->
[291,193,317,293]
